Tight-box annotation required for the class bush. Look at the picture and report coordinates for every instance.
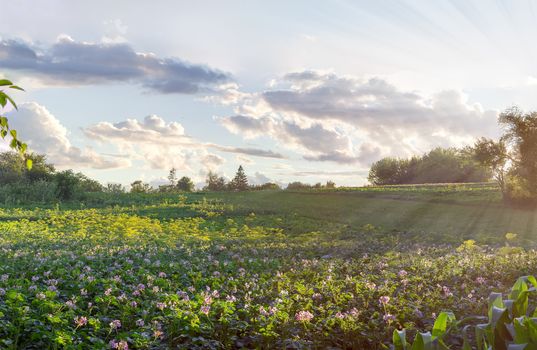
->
[368,147,491,185]
[0,180,57,205]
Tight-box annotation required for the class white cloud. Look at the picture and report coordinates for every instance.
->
[6,102,129,169]
[218,70,500,165]
[83,114,283,171]
[248,172,272,185]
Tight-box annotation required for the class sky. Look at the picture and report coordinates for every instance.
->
[2,0,537,188]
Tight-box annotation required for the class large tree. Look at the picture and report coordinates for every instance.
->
[0,151,54,184]
[229,165,249,191]
[472,137,508,195]
[204,171,227,191]
[176,176,194,192]
[130,180,152,193]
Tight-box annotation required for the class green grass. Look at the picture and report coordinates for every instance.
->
[200,184,536,245]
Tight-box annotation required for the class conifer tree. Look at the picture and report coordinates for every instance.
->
[230,165,249,191]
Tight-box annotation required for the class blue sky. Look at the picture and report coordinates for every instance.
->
[2,0,537,187]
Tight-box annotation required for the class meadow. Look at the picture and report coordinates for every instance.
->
[2,184,537,349]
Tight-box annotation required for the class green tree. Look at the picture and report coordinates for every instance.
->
[368,148,490,185]
[229,165,249,191]
[167,168,177,186]
[251,182,281,190]
[325,180,336,189]
[54,170,79,201]
[498,107,537,198]
[368,157,404,185]
[0,151,54,184]
[130,180,152,193]
[104,183,126,194]
[472,137,508,195]
[75,173,104,192]
[204,171,227,191]
[286,182,312,190]
[0,79,31,168]
[176,176,194,192]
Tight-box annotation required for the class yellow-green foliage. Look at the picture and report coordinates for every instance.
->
[1,194,537,348]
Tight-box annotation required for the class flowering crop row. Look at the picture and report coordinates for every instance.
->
[0,199,535,348]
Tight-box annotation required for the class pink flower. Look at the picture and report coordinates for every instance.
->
[441,286,453,297]
[383,313,396,323]
[476,277,486,284]
[135,319,145,327]
[365,282,376,290]
[295,310,314,322]
[379,296,390,305]
[109,340,129,350]
[74,316,87,327]
[200,305,211,315]
[109,319,122,330]
[153,330,164,339]
[398,270,408,277]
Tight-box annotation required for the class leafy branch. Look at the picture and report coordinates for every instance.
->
[0,79,31,169]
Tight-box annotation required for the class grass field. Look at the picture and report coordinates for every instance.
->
[1,184,537,348]
[207,183,537,245]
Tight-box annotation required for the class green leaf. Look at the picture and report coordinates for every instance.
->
[0,79,13,86]
[8,85,24,91]
[4,94,17,110]
[510,277,529,301]
[393,329,407,350]
[476,323,490,350]
[0,94,6,108]
[432,312,455,339]
[411,332,432,350]
[489,292,504,320]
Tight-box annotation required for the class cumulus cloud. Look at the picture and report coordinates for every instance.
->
[218,70,499,165]
[0,36,231,94]
[84,115,190,145]
[6,102,129,169]
[83,114,284,171]
[219,114,360,163]
[248,172,272,185]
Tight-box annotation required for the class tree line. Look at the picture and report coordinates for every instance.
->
[368,106,537,205]
[130,165,281,193]
[367,147,491,185]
